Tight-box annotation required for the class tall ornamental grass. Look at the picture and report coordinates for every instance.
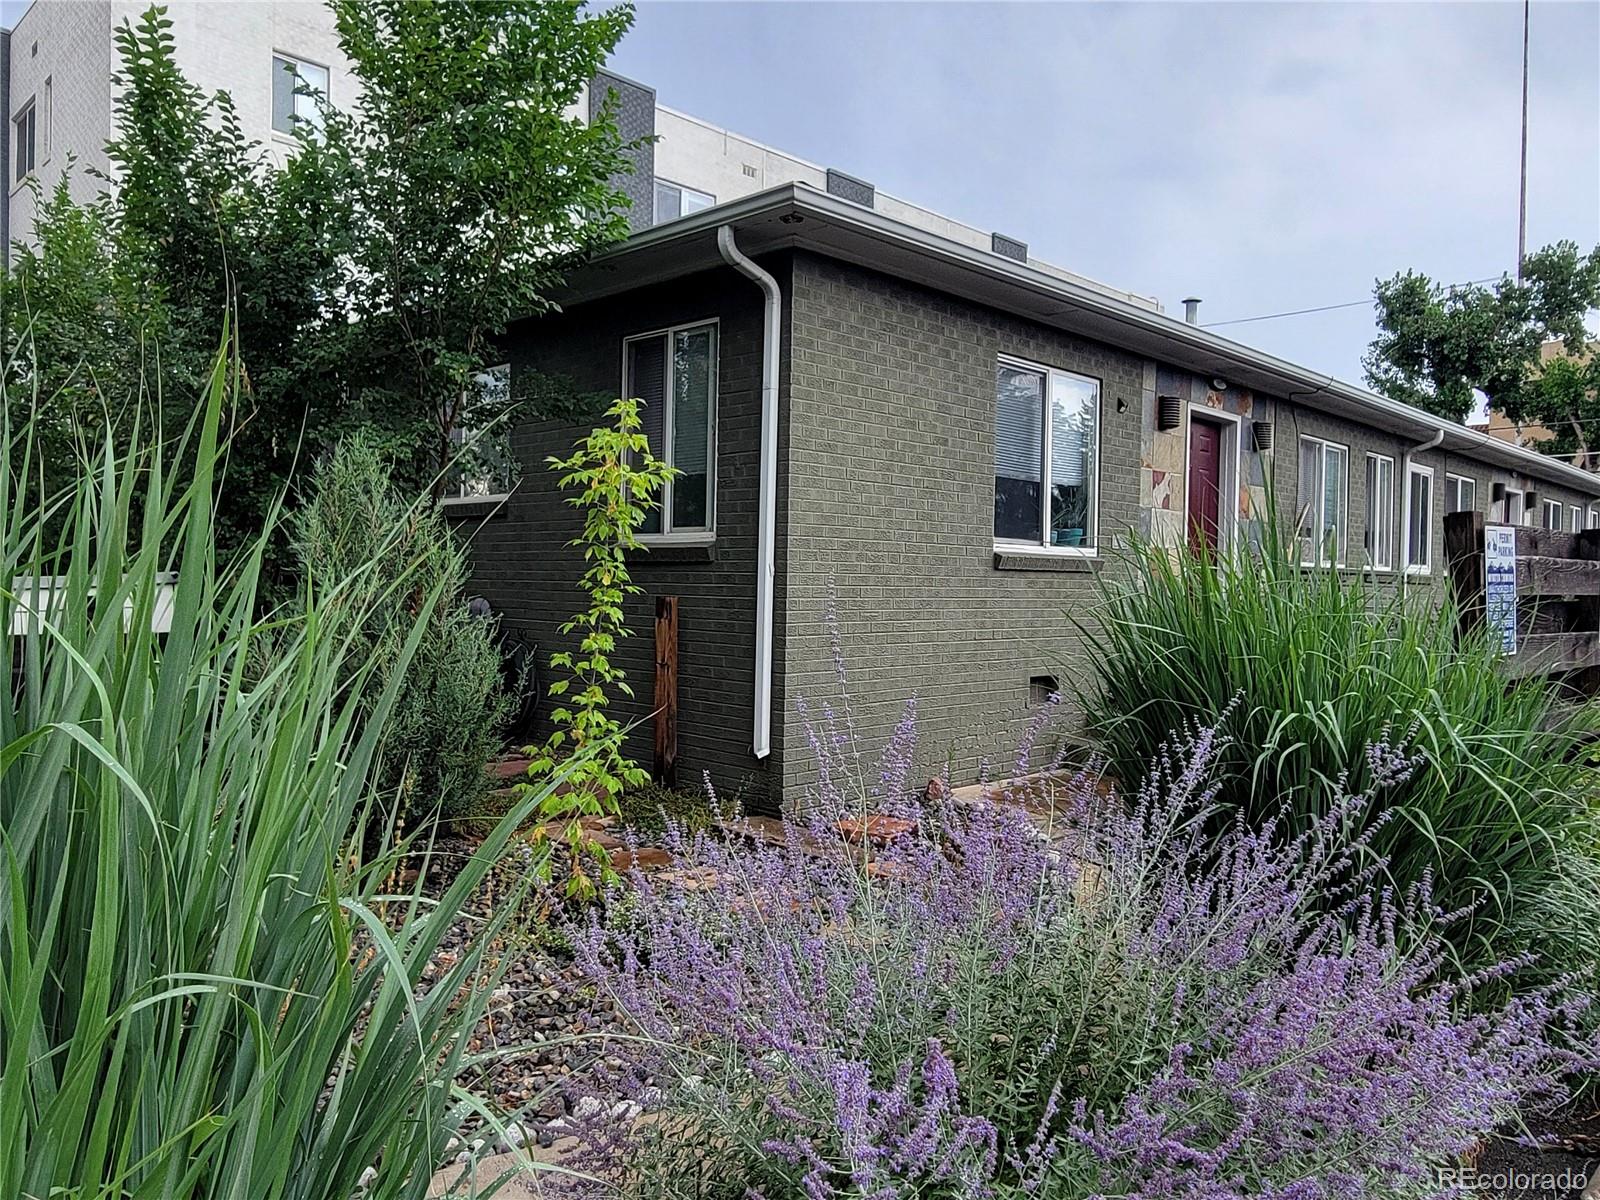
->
[564,695,1592,1199]
[0,343,554,1198]
[1084,528,1600,977]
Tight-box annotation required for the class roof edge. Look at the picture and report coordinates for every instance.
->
[575,184,1600,497]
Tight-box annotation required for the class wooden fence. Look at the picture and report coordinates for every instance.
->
[1444,510,1600,686]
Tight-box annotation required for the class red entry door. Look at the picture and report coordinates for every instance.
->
[1187,420,1223,553]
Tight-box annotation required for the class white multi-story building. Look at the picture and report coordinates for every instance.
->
[1,0,1153,311]
[3,0,353,255]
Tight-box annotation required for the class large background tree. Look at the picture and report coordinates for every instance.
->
[3,0,636,539]
[1363,241,1600,466]
[4,8,350,552]
[321,0,635,494]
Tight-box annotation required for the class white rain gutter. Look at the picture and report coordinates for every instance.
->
[716,224,780,760]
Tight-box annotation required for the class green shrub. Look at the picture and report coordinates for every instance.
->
[1083,527,1600,977]
[294,434,509,827]
[616,780,716,840]
[0,342,558,1197]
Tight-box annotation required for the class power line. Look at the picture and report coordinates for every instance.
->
[1201,277,1502,330]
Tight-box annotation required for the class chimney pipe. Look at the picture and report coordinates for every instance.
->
[1182,297,1201,325]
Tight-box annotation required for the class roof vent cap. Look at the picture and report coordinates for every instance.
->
[992,233,1028,263]
[825,169,875,208]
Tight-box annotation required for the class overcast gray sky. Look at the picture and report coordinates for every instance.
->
[609,0,1600,389]
[3,0,1593,392]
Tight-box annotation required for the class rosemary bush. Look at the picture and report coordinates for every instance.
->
[562,690,1593,1199]
[293,433,509,828]
[0,344,555,1197]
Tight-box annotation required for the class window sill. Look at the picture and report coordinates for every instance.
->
[629,539,716,565]
[994,549,1100,573]
[440,494,511,520]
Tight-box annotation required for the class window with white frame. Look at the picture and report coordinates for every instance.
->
[653,179,715,224]
[1445,473,1476,514]
[1572,505,1584,534]
[272,53,329,136]
[1505,489,1524,526]
[1590,504,1600,531]
[443,364,516,501]
[625,321,717,536]
[1404,462,1434,574]
[1543,499,1563,531]
[993,359,1101,552]
[13,99,35,182]
[1297,436,1348,567]
[1364,453,1394,571]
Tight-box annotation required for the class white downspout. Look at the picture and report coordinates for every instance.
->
[717,225,780,760]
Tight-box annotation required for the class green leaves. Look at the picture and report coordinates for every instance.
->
[1363,241,1600,451]
[8,0,638,555]
[0,338,560,1197]
[527,397,675,895]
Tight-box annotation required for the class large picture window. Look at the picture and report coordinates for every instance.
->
[1297,436,1348,567]
[624,321,717,536]
[1364,453,1394,571]
[993,358,1100,553]
[1404,462,1434,574]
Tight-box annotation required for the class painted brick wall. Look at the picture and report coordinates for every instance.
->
[454,262,783,810]
[780,252,1147,799]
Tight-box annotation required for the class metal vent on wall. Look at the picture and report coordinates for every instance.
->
[1252,420,1274,453]
[1157,395,1183,432]
[992,233,1028,262]
[825,169,875,208]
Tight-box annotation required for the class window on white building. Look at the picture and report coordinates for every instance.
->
[624,321,718,536]
[1403,462,1433,574]
[13,100,35,182]
[1297,436,1348,568]
[1445,473,1476,514]
[653,179,715,224]
[1364,453,1394,571]
[272,53,330,136]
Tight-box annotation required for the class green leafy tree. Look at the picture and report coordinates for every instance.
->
[3,7,349,554]
[527,397,675,895]
[1364,242,1600,463]
[320,0,637,495]
[5,1,638,542]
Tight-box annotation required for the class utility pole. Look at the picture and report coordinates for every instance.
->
[1517,0,1529,282]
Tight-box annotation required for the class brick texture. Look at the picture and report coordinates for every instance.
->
[780,252,1147,799]
[457,262,783,811]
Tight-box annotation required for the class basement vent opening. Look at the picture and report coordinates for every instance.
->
[1029,675,1059,706]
